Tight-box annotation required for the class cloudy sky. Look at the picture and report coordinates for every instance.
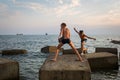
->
[0,0,120,35]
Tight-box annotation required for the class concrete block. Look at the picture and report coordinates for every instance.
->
[39,54,91,80]
[63,48,87,54]
[1,49,27,55]
[95,47,118,55]
[86,52,118,71]
[0,58,19,80]
[41,46,63,53]
[111,40,120,44]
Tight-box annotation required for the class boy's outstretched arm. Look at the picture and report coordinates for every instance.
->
[58,28,63,38]
[85,35,96,40]
[74,28,79,34]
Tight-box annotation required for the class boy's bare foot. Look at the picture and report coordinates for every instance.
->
[75,59,84,62]
[50,59,57,62]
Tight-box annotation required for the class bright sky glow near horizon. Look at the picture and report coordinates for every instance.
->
[0,0,120,35]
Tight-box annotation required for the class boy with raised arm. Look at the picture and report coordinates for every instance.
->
[51,23,83,62]
[74,28,96,55]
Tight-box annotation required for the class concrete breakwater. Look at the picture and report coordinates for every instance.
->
[41,46,87,54]
[0,49,27,80]
[0,58,19,80]
[39,54,91,80]
[111,40,120,44]
[0,47,118,80]
[86,52,118,71]
[0,49,27,55]
[41,46,63,53]
[63,47,118,70]
[39,47,118,80]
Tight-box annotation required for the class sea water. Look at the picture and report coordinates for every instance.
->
[0,35,120,80]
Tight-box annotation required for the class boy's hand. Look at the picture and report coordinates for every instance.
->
[74,28,77,31]
[94,38,96,40]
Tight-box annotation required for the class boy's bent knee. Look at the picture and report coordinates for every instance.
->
[57,46,61,49]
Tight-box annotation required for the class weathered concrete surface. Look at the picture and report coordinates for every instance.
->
[96,47,118,55]
[86,52,118,71]
[0,58,19,80]
[39,54,91,80]
[41,46,63,53]
[1,49,27,55]
[63,48,87,54]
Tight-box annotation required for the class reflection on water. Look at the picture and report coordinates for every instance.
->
[0,35,120,80]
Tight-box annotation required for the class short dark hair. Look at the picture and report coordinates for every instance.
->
[79,30,83,34]
[61,23,66,27]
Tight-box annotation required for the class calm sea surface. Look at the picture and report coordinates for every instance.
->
[0,35,120,80]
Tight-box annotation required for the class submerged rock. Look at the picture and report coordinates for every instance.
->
[1,49,27,55]
[111,40,120,44]
[0,58,19,80]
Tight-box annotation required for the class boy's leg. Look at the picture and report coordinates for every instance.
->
[81,42,85,54]
[83,48,87,54]
[51,43,63,61]
[69,41,83,61]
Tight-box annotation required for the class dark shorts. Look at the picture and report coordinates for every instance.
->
[62,39,71,44]
[81,39,87,43]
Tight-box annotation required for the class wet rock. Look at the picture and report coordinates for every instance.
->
[41,46,63,53]
[1,49,27,55]
[0,58,19,80]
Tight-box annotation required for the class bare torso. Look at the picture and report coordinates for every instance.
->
[62,28,70,39]
[79,34,86,40]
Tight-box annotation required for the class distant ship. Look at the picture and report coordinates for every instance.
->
[45,33,48,35]
[16,33,23,36]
